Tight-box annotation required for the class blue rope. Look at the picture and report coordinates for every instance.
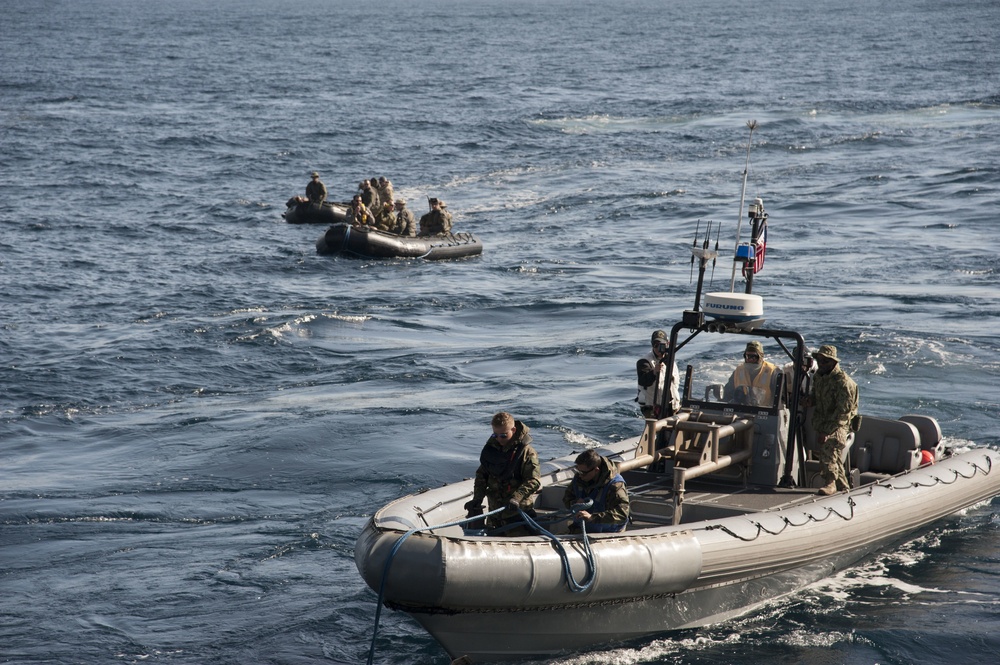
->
[516,505,598,593]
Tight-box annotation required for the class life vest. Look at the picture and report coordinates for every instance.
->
[732,361,780,407]
[350,204,369,225]
[569,473,626,533]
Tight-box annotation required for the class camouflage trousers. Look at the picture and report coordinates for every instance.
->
[816,427,850,490]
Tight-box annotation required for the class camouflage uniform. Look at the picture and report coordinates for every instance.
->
[373,205,396,232]
[418,199,452,236]
[305,174,327,204]
[810,346,859,491]
[563,455,630,533]
[359,182,380,210]
[393,204,416,237]
[376,178,394,205]
[471,421,541,532]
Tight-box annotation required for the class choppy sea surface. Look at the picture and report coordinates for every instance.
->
[2,0,999,663]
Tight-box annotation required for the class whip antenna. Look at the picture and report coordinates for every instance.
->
[710,222,721,285]
[728,119,757,292]
[690,220,700,283]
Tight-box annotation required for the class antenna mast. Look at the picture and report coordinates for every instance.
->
[728,120,757,292]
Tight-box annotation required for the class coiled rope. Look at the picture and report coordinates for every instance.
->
[515,503,597,593]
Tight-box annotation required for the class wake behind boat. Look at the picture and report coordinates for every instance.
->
[316,223,483,261]
[354,123,1000,662]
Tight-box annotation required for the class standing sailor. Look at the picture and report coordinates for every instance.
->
[808,344,859,496]
[636,330,680,418]
[306,171,327,205]
[464,412,541,536]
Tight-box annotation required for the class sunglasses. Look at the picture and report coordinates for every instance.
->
[575,466,597,476]
[495,430,513,440]
[744,354,760,361]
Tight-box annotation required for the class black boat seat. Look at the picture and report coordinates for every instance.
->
[851,416,922,484]
[900,414,944,462]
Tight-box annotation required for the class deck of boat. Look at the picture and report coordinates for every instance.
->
[537,467,820,530]
[629,469,820,526]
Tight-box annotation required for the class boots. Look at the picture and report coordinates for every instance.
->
[816,482,837,496]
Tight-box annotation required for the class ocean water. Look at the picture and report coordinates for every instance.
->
[2,0,999,663]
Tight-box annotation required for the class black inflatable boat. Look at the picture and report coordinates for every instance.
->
[283,200,348,225]
[316,223,483,260]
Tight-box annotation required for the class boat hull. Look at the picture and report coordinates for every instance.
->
[407,554,850,661]
[316,223,483,260]
[283,200,347,224]
[355,440,1000,661]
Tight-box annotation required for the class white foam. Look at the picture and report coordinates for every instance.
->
[556,426,604,450]
[545,631,743,665]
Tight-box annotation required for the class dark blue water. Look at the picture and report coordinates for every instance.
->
[2,0,999,663]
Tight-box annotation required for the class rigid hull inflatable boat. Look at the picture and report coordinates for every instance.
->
[356,436,999,662]
[354,123,1000,662]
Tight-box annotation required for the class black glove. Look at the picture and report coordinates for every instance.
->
[464,499,483,517]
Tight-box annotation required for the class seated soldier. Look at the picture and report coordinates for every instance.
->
[393,198,416,236]
[346,194,371,226]
[418,198,453,236]
[723,340,781,407]
[373,201,396,232]
[562,449,629,533]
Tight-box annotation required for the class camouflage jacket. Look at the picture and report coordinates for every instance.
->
[394,208,416,236]
[418,209,452,236]
[810,366,859,436]
[373,208,396,232]
[305,180,327,204]
[360,187,379,210]
[376,181,394,204]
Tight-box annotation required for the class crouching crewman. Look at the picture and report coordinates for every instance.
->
[563,449,630,533]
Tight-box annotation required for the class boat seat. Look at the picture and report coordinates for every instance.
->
[900,414,944,462]
[801,407,854,488]
[851,416,921,484]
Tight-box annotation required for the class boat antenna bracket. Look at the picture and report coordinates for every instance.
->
[681,219,721,330]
